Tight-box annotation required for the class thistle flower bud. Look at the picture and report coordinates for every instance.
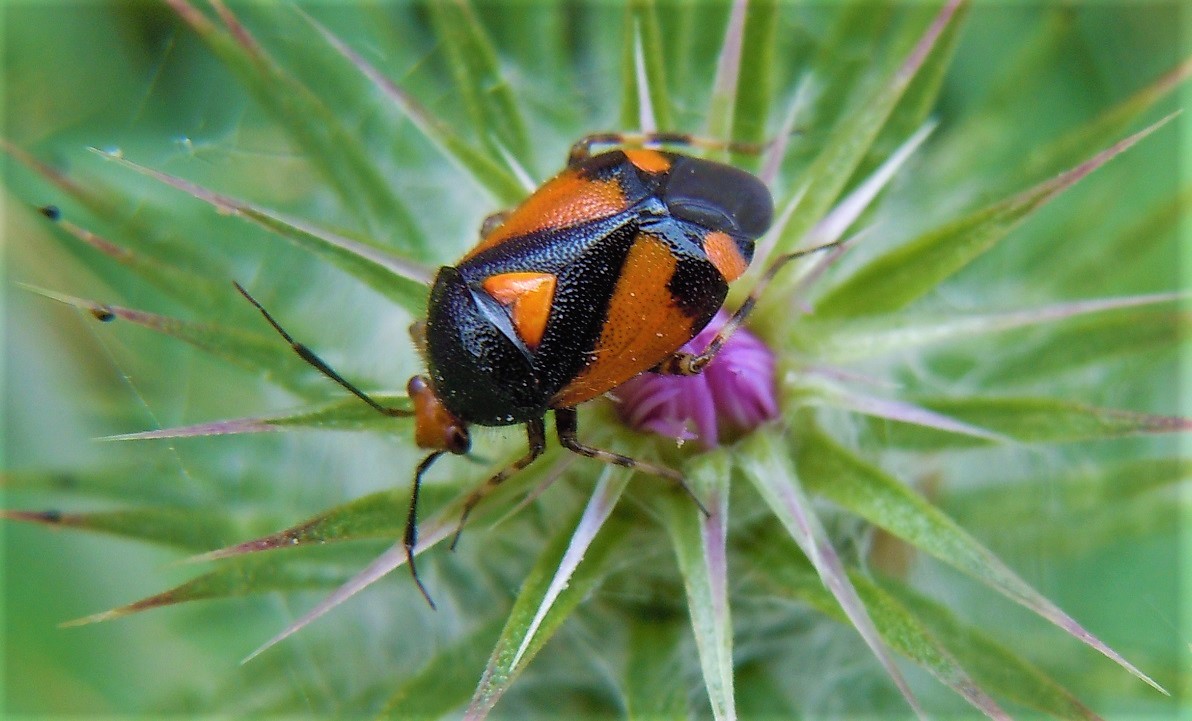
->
[614,311,779,449]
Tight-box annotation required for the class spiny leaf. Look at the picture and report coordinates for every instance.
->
[62,549,363,627]
[302,10,527,205]
[506,468,630,671]
[977,309,1187,386]
[239,449,563,663]
[864,396,1191,450]
[755,116,931,301]
[194,448,563,565]
[804,377,1009,443]
[22,285,313,392]
[93,150,432,314]
[620,0,672,131]
[623,614,688,721]
[805,293,1183,362]
[187,488,418,563]
[852,0,967,184]
[750,540,1096,721]
[775,120,933,272]
[797,3,896,132]
[0,467,225,506]
[792,416,1165,693]
[661,452,736,721]
[939,458,1188,556]
[883,581,1104,721]
[2,139,107,213]
[2,507,240,552]
[728,0,777,168]
[243,536,456,664]
[704,0,748,151]
[464,481,631,720]
[748,543,1015,720]
[815,113,1177,317]
[2,140,222,276]
[104,394,411,441]
[1015,55,1192,189]
[764,0,963,276]
[740,432,927,720]
[35,209,225,309]
[758,76,812,188]
[169,0,427,251]
[1054,187,1191,293]
[425,0,531,162]
[379,616,507,720]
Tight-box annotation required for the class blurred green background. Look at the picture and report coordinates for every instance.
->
[3,2,1187,718]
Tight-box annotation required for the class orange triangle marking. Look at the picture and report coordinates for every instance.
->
[481,272,557,351]
[704,230,749,282]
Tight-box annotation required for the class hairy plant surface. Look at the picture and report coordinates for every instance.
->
[3,2,1187,719]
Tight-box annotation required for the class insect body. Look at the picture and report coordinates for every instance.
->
[238,133,832,607]
[426,145,771,426]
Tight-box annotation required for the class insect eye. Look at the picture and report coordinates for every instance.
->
[447,427,471,455]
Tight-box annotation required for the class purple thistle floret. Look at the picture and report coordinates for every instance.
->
[614,311,779,449]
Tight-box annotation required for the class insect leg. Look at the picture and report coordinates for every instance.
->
[405,451,444,609]
[408,320,429,356]
[479,210,511,239]
[653,240,844,376]
[554,408,710,517]
[567,132,766,166]
[450,417,547,550]
[233,282,408,417]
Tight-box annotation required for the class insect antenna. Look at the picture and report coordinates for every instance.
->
[655,240,844,375]
[704,239,844,359]
[233,281,410,418]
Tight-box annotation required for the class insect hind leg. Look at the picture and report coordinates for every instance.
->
[554,408,710,517]
[567,132,765,166]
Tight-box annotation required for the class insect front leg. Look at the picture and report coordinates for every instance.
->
[404,451,444,609]
[408,320,429,356]
[450,417,547,550]
[479,210,511,239]
[554,408,710,517]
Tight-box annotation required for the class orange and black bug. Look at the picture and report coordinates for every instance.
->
[237,132,836,607]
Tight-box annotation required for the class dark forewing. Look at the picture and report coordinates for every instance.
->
[455,214,643,406]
